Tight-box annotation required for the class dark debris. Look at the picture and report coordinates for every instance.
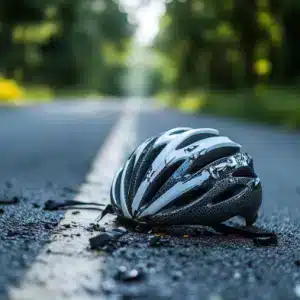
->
[295,260,300,266]
[148,235,170,247]
[0,196,19,205]
[89,227,128,250]
[43,199,104,211]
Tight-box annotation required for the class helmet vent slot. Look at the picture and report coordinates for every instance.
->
[158,185,212,213]
[176,133,217,150]
[134,144,166,190]
[188,147,239,175]
[113,169,123,207]
[212,185,245,205]
[123,155,136,200]
[169,129,189,136]
[141,160,184,208]
[232,167,256,178]
[128,143,167,206]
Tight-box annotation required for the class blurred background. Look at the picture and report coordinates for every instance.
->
[1,0,300,129]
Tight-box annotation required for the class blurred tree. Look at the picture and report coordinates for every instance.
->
[0,0,135,95]
[153,0,300,94]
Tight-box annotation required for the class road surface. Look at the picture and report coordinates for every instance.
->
[0,99,300,300]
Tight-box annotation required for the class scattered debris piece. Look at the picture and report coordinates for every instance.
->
[89,227,127,250]
[90,232,117,249]
[0,196,19,205]
[148,235,169,247]
[114,266,146,282]
[135,223,153,233]
[171,270,183,281]
[63,224,71,229]
[72,211,80,215]
[87,223,106,232]
[44,222,58,230]
[32,203,40,208]
[44,199,104,210]
[253,235,278,246]
[0,208,4,214]
[148,235,160,247]
[92,223,101,231]
[295,260,300,266]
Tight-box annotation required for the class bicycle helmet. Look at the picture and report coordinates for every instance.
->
[110,127,262,226]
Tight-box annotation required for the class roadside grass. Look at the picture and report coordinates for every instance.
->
[156,87,300,130]
[23,85,54,103]
[0,82,103,106]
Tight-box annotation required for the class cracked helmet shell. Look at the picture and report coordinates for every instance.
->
[110,127,262,226]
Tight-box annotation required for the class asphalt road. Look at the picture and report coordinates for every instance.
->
[1,99,300,300]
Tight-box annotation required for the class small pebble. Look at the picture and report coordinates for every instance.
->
[171,271,183,281]
[295,284,300,298]
[114,266,146,282]
[234,271,241,279]
[89,232,120,249]
[148,235,161,247]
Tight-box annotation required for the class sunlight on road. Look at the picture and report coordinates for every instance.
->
[121,0,165,98]
[121,0,165,46]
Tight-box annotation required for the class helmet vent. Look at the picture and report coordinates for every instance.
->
[113,169,123,207]
[169,129,189,136]
[188,147,239,175]
[123,155,136,200]
[141,160,184,208]
[158,185,212,213]
[176,133,217,150]
[232,167,256,178]
[212,185,245,205]
[128,143,167,206]
[134,144,166,190]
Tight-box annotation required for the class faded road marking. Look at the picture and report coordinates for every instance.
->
[9,99,140,300]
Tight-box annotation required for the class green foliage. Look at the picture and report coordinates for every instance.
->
[157,87,300,129]
[0,0,135,95]
[153,0,300,128]
[154,0,300,89]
